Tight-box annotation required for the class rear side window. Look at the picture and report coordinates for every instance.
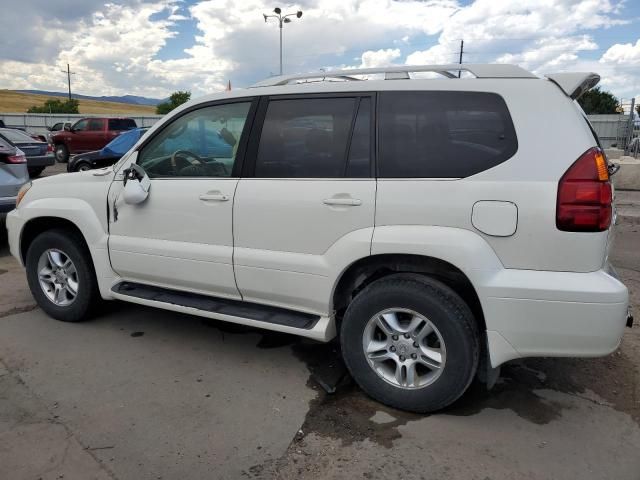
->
[109,118,137,130]
[255,97,367,178]
[378,91,517,178]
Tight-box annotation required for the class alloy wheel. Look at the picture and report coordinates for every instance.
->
[362,308,446,389]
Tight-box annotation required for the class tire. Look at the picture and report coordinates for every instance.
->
[28,167,45,178]
[74,162,91,172]
[25,229,100,322]
[55,144,69,163]
[340,274,480,413]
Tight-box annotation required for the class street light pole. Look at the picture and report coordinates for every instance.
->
[263,7,303,76]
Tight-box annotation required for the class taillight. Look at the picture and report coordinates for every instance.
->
[47,144,53,153]
[557,147,612,232]
[3,153,27,164]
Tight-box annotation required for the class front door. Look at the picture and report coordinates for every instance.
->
[233,95,376,314]
[108,99,255,299]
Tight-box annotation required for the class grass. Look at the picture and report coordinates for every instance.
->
[0,90,157,115]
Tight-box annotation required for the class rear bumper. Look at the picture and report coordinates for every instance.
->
[480,265,629,367]
[27,154,55,168]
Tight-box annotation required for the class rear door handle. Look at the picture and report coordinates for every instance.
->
[323,197,362,206]
[199,193,229,202]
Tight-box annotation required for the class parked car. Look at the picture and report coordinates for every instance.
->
[47,121,73,144]
[68,128,150,172]
[0,128,55,177]
[51,117,137,162]
[0,137,28,213]
[6,64,632,413]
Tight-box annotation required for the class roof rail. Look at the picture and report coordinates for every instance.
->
[250,64,537,87]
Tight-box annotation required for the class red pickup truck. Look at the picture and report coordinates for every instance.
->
[51,117,137,162]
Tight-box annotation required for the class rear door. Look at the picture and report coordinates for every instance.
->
[233,94,376,314]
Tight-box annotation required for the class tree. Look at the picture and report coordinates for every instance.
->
[27,98,79,114]
[577,87,620,114]
[156,91,191,114]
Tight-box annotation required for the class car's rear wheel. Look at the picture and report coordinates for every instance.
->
[25,229,100,322]
[28,167,45,177]
[340,274,480,412]
[55,144,69,163]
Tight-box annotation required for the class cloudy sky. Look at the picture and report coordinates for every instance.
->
[1,0,640,101]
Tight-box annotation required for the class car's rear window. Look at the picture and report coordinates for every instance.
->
[0,128,36,143]
[108,118,137,130]
[378,91,518,178]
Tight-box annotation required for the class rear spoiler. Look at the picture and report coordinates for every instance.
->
[545,72,600,100]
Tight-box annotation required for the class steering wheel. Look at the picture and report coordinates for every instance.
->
[170,150,204,172]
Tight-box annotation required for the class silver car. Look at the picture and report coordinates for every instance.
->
[0,136,29,213]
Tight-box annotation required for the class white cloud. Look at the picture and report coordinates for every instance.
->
[359,48,401,68]
[0,0,639,102]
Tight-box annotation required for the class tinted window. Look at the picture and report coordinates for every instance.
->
[88,119,104,131]
[138,102,251,178]
[255,98,357,178]
[346,98,371,177]
[109,118,137,130]
[378,91,517,178]
[73,119,88,132]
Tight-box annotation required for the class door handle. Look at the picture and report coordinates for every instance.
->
[323,197,362,206]
[199,193,229,202]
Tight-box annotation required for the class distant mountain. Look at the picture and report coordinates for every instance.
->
[16,90,163,106]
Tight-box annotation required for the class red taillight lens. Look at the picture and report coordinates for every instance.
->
[4,154,27,164]
[557,147,612,232]
[47,143,53,153]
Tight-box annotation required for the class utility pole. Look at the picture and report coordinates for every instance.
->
[458,40,464,78]
[60,64,76,101]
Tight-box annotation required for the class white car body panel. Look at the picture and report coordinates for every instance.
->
[233,178,376,314]
[108,172,240,299]
[5,65,630,368]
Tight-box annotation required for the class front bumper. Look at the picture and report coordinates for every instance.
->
[6,210,24,264]
[27,154,56,168]
[480,265,629,367]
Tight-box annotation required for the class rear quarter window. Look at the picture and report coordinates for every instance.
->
[378,91,518,178]
[109,118,137,130]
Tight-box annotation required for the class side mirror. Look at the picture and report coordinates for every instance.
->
[122,164,151,205]
[64,124,71,132]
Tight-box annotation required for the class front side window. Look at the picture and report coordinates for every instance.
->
[73,120,88,132]
[255,97,362,178]
[378,91,517,178]
[137,102,251,178]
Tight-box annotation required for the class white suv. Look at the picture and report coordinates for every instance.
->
[6,64,631,412]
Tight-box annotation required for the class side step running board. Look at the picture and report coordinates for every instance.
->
[112,281,321,330]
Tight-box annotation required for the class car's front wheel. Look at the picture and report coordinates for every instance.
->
[55,144,69,163]
[340,274,480,412]
[25,229,100,322]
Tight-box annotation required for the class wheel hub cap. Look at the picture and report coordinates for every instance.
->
[362,308,446,390]
[37,249,79,306]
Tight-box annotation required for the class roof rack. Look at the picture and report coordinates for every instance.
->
[250,64,537,87]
